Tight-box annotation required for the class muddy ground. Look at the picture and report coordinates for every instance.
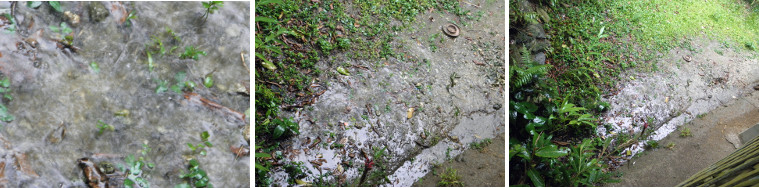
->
[413,135,505,187]
[601,39,759,186]
[269,0,505,186]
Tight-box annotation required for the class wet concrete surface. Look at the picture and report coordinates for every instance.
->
[609,90,759,186]
[600,39,759,159]
[270,0,505,186]
[0,2,249,187]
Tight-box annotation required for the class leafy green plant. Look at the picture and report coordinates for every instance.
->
[438,167,464,187]
[201,1,224,21]
[469,138,492,151]
[179,46,206,61]
[270,118,299,139]
[123,154,151,188]
[90,62,100,73]
[203,75,213,88]
[187,131,213,156]
[155,79,169,93]
[50,22,72,35]
[554,138,618,186]
[680,127,692,137]
[177,158,212,188]
[170,71,188,93]
[2,13,16,34]
[0,77,12,101]
[550,100,597,132]
[96,120,114,135]
[125,11,137,27]
[147,52,155,71]
[509,133,569,186]
[645,140,659,149]
[0,103,13,123]
[50,22,74,45]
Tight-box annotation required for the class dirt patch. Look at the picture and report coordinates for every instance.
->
[412,135,505,187]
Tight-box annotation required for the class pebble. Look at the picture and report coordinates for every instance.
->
[450,136,459,143]
[88,2,110,22]
[64,11,80,27]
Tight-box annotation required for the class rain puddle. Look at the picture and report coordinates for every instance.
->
[269,0,504,186]
[0,2,249,187]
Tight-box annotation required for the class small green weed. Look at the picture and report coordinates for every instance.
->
[469,138,492,151]
[697,113,707,119]
[645,140,659,149]
[0,76,12,123]
[179,46,206,61]
[438,167,464,187]
[680,127,692,137]
[1,13,17,34]
[125,11,137,27]
[187,131,213,156]
[96,120,114,135]
[123,153,153,188]
[90,62,100,73]
[155,79,169,93]
[177,158,212,187]
[201,1,224,21]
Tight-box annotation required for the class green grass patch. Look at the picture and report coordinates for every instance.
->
[609,0,759,52]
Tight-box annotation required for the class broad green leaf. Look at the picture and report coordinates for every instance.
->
[27,2,42,8]
[255,152,271,158]
[255,16,278,23]
[532,116,547,126]
[536,145,569,158]
[147,52,154,71]
[0,103,14,122]
[255,162,269,172]
[272,125,286,138]
[526,168,545,187]
[260,59,277,70]
[0,77,9,88]
[48,1,63,12]
[175,183,191,188]
[337,66,350,76]
[203,76,213,88]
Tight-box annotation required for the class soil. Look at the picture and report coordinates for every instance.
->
[413,135,505,187]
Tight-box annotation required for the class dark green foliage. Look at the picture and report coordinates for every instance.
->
[201,1,224,21]
[48,1,63,12]
[125,11,137,27]
[187,131,213,156]
[178,159,213,187]
[179,46,206,61]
